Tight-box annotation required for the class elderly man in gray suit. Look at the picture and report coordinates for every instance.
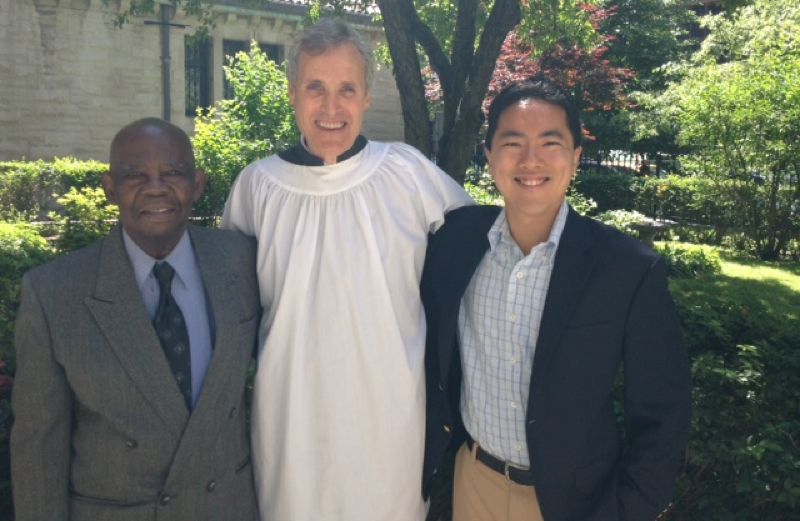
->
[10,118,260,520]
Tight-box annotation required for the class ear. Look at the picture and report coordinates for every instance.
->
[288,82,297,106]
[572,146,582,173]
[484,144,494,176]
[364,89,372,111]
[101,173,118,204]
[192,169,207,203]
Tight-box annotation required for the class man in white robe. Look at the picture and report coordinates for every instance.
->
[222,18,472,521]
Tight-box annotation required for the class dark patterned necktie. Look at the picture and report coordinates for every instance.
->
[153,262,192,410]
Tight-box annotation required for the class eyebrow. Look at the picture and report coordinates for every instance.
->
[496,129,567,141]
[496,130,525,140]
[540,129,567,140]
[116,162,190,172]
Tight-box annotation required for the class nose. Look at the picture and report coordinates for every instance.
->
[142,171,169,193]
[520,146,542,169]
[321,92,338,114]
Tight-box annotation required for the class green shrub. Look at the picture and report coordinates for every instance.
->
[49,187,118,253]
[634,175,736,242]
[193,42,298,221]
[0,222,55,517]
[655,242,722,278]
[464,182,503,205]
[566,189,598,216]
[669,259,800,519]
[594,209,650,237]
[0,159,107,220]
[572,171,640,212]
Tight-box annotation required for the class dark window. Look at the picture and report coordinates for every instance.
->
[222,39,282,99]
[184,36,211,117]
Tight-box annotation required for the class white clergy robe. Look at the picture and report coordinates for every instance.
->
[222,140,472,521]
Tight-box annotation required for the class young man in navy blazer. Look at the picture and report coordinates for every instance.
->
[421,79,691,521]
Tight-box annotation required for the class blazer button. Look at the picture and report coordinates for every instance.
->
[443,424,451,433]
[125,440,138,449]
[160,494,171,505]
[438,381,445,391]
[228,407,237,419]
[206,480,217,492]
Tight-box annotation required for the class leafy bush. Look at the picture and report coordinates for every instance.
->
[594,209,650,237]
[572,171,640,213]
[566,189,598,216]
[669,259,800,519]
[464,182,503,205]
[655,242,721,278]
[0,159,107,220]
[463,165,503,205]
[0,222,55,517]
[634,175,737,242]
[193,42,298,221]
[49,187,118,253]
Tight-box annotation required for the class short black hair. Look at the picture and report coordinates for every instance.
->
[485,78,582,150]
[109,117,196,177]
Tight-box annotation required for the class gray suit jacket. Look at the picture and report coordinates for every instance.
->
[11,225,260,521]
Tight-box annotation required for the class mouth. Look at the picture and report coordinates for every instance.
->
[140,207,176,219]
[316,120,346,131]
[515,176,549,188]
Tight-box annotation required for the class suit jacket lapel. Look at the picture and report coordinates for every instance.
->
[84,226,190,438]
[166,226,253,476]
[529,211,598,405]
[438,208,497,386]
[182,226,250,424]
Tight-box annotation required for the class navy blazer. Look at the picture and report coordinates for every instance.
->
[421,205,691,521]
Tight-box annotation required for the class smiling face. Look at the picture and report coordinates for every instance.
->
[289,43,371,164]
[486,99,581,248]
[102,123,205,259]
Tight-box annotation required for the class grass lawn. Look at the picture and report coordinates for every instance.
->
[718,252,800,292]
[661,244,800,337]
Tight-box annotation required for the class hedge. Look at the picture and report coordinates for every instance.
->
[0,158,107,221]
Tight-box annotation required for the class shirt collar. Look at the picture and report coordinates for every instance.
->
[488,200,570,255]
[122,228,194,289]
[278,135,368,166]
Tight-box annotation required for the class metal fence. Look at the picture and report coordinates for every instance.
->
[578,151,681,178]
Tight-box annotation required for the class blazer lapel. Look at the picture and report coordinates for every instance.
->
[84,227,190,438]
[167,227,253,472]
[529,211,599,397]
[438,209,497,386]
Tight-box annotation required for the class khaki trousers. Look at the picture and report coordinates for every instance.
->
[452,442,544,521]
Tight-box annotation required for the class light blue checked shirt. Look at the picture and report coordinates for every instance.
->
[459,201,569,467]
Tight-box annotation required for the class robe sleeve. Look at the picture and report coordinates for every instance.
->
[221,163,258,236]
[390,143,474,234]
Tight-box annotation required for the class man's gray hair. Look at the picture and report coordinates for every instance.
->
[286,18,375,92]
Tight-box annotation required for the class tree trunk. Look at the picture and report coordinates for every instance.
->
[438,0,521,184]
[377,0,433,157]
[379,0,521,184]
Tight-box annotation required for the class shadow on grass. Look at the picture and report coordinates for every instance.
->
[671,269,800,351]
[719,251,800,277]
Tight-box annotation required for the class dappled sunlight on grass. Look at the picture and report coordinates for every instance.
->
[718,253,800,293]
[668,248,800,344]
